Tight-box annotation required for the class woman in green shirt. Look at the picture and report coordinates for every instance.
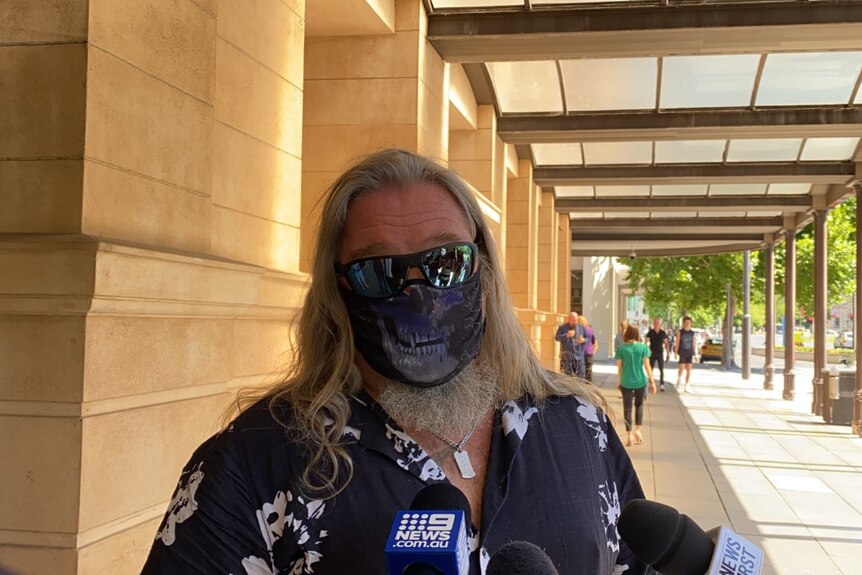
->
[614,324,656,446]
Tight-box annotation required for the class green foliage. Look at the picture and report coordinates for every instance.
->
[629,196,857,326]
[773,195,857,315]
[626,253,744,327]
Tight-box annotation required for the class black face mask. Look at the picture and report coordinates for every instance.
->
[340,274,485,388]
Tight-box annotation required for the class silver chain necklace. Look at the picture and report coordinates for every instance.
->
[431,423,480,480]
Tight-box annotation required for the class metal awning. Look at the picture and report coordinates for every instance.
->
[427,0,862,256]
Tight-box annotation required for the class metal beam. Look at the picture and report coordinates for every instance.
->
[497,108,862,144]
[556,195,811,212]
[569,217,782,228]
[826,182,857,209]
[462,63,497,108]
[572,232,764,242]
[536,162,853,186]
[570,241,763,257]
[428,1,862,62]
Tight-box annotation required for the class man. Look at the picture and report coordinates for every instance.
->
[580,315,598,383]
[675,316,696,392]
[142,150,650,574]
[555,311,586,379]
[644,318,669,391]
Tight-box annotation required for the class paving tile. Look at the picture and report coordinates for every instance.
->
[592,360,862,575]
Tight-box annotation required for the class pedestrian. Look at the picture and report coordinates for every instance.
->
[644,318,669,391]
[141,149,651,574]
[615,324,657,446]
[675,316,696,392]
[555,311,586,378]
[579,315,598,383]
[614,320,628,351]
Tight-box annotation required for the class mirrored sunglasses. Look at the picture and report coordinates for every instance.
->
[335,242,478,299]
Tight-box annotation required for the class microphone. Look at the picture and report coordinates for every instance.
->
[619,499,764,575]
[385,483,472,575]
[486,541,559,575]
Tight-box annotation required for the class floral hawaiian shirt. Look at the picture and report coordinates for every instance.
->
[141,391,652,574]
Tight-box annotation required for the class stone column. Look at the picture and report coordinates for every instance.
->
[538,191,558,312]
[506,160,538,310]
[555,214,571,367]
[557,214,571,316]
[537,191,558,368]
[450,106,496,199]
[449,105,507,247]
[301,0,449,272]
[506,160,544,361]
[764,243,775,390]
[1,2,307,573]
[1,9,87,571]
[812,210,828,412]
[784,231,797,400]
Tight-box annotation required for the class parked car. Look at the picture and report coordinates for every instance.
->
[700,337,725,363]
[826,328,839,338]
[834,332,854,349]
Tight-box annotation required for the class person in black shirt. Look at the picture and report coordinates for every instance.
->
[675,316,696,392]
[644,319,669,391]
[141,150,653,575]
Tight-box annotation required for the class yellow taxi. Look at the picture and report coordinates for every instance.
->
[699,337,724,363]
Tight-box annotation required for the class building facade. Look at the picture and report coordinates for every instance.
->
[0,2,571,572]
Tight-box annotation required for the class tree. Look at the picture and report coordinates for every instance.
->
[625,253,744,328]
[772,195,857,315]
[626,196,856,327]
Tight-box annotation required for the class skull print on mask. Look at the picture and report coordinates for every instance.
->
[340,273,485,388]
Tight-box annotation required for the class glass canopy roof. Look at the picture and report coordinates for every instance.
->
[556,183,813,199]
[486,52,862,114]
[429,2,860,242]
[532,137,859,166]
[432,0,678,7]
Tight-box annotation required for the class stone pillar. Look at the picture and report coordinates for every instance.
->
[537,191,558,368]
[812,210,828,412]
[1,2,307,573]
[450,105,507,247]
[538,191,558,312]
[506,161,545,365]
[450,106,496,200]
[301,0,449,272]
[557,214,571,316]
[555,214,571,367]
[764,243,775,390]
[784,231,797,400]
[506,160,538,310]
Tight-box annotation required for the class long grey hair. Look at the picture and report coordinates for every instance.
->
[235,149,605,496]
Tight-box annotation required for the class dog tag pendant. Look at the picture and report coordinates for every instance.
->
[453,449,476,479]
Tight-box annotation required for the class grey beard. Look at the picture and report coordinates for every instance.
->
[377,360,500,440]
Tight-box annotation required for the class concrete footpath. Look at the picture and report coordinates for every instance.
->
[592,360,862,575]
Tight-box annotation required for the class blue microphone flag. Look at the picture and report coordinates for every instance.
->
[385,509,469,575]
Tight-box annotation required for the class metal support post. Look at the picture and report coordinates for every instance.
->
[764,243,775,390]
[813,210,828,413]
[724,283,733,370]
[854,187,862,436]
[742,250,751,380]
[784,231,797,400]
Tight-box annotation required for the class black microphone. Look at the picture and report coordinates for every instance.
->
[486,541,559,575]
[385,483,472,575]
[619,499,763,575]
[410,483,472,529]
